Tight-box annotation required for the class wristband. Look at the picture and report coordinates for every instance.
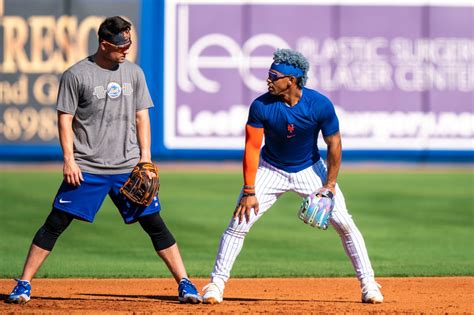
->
[242,192,256,197]
[243,185,255,194]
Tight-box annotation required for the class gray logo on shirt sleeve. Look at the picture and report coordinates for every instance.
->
[123,83,133,96]
[93,86,107,99]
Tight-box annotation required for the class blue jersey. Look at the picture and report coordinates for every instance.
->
[247,87,339,173]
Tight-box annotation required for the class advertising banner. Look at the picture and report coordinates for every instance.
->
[0,0,472,161]
[162,0,473,159]
[0,0,140,159]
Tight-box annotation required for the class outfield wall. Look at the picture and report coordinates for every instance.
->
[0,0,473,162]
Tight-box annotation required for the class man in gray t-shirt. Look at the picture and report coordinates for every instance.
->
[8,16,202,305]
[56,56,152,174]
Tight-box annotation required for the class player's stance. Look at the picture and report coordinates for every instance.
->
[202,48,383,304]
[7,16,201,304]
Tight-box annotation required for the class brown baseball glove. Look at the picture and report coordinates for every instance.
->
[120,162,159,206]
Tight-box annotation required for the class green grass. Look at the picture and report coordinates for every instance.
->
[0,168,473,278]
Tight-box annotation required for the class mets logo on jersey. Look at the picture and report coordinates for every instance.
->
[287,123,295,139]
[93,82,134,99]
[107,82,122,98]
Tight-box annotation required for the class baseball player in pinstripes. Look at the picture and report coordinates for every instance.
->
[202,48,383,304]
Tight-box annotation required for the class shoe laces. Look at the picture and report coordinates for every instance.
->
[12,279,30,294]
[179,278,198,294]
[203,282,222,294]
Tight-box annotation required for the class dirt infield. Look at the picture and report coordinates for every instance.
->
[1,277,472,314]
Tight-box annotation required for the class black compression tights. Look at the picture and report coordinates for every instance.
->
[138,212,176,251]
[32,208,74,251]
[32,209,175,252]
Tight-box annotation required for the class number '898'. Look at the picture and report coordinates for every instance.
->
[0,107,57,141]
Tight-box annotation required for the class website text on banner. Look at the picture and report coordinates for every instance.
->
[160,0,473,161]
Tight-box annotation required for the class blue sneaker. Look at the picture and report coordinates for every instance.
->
[178,278,202,304]
[7,279,31,304]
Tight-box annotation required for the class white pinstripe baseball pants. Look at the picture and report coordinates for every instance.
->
[210,158,375,287]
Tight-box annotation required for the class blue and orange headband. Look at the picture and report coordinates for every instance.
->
[270,62,304,78]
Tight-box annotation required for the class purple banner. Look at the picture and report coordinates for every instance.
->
[164,1,473,151]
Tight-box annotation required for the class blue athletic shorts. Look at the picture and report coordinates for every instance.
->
[52,172,161,224]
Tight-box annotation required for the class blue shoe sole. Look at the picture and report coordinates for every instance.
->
[6,296,30,304]
[178,294,203,304]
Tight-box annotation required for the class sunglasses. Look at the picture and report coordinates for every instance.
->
[102,39,132,52]
[268,71,289,81]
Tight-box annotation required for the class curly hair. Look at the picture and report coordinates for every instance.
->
[273,48,309,88]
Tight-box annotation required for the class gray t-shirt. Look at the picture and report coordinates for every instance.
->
[56,56,153,174]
